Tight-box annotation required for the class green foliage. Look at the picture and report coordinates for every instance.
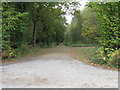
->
[2,2,29,59]
[90,48,120,68]
[24,2,67,47]
[89,2,120,49]
[77,48,96,56]
[71,43,95,47]
[73,47,96,59]
[86,2,120,68]
[2,48,16,59]
[65,2,120,68]
[64,8,99,45]
[2,2,119,70]
[64,10,84,45]
[2,2,71,59]
[81,7,99,43]
[18,43,30,55]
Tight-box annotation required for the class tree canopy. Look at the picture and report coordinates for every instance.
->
[2,2,120,68]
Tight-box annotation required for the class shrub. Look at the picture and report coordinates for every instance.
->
[19,43,30,55]
[90,47,120,68]
[2,48,16,59]
[49,42,57,47]
[107,49,120,68]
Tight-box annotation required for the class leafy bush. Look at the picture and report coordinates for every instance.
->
[90,54,108,65]
[90,47,120,68]
[49,42,57,47]
[38,42,57,48]
[18,43,30,55]
[86,2,120,69]
[2,48,16,59]
[107,49,120,68]
[63,42,71,46]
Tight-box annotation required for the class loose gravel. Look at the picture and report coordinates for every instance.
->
[1,47,118,88]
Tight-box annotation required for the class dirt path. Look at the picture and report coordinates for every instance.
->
[1,46,118,88]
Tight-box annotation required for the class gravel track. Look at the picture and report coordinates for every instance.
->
[1,46,118,88]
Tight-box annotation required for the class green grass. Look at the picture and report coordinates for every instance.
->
[70,47,97,66]
[69,43,98,47]
[71,47,119,70]
[14,43,57,59]
[2,42,58,60]
[73,47,96,58]
[15,44,41,59]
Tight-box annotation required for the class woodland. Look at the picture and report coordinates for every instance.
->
[1,2,120,68]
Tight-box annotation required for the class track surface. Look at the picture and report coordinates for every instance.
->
[1,46,118,88]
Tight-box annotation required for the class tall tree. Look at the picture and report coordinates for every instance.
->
[2,2,28,58]
[64,10,83,44]
[81,7,99,43]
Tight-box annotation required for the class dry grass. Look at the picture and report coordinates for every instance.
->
[1,46,69,65]
[1,46,119,71]
[68,47,118,71]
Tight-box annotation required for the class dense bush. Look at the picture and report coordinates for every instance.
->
[2,2,71,59]
[90,48,120,68]
[87,2,120,68]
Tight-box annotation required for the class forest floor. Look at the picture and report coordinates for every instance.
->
[1,46,118,88]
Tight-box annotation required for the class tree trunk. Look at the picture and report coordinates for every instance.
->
[32,21,36,47]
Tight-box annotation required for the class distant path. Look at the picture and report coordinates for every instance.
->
[2,46,118,88]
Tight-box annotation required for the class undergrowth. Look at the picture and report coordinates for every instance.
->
[2,42,57,60]
[71,47,119,69]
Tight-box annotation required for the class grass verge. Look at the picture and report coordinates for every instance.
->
[71,43,96,47]
[69,47,118,71]
[2,44,57,65]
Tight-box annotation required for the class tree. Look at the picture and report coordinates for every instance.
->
[81,7,99,43]
[2,2,69,58]
[25,2,67,47]
[88,2,120,51]
[64,10,83,44]
[2,2,28,58]
[87,2,120,66]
